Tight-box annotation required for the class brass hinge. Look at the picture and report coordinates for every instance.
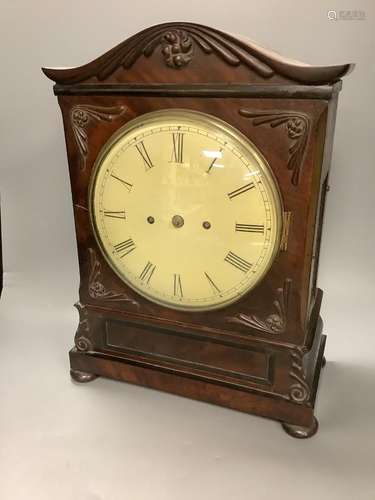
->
[280,211,292,251]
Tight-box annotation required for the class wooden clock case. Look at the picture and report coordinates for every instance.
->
[43,22,353,438]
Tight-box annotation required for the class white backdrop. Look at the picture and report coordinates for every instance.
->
[1,1,374,499]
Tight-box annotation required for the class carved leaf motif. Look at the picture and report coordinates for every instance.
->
[88,248,139,308]
[289,348,311,403]
[228,279,291,335]
[238,110,310,185]
[70,105,126,169]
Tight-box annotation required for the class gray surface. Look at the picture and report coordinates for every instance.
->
[1,1,375,499]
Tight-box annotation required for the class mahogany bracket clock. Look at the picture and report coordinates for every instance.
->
[43,22,353,438]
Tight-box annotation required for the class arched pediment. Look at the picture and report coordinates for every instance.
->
[42,22,353,86]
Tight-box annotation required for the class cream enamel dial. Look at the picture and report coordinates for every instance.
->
[90,110,282,311]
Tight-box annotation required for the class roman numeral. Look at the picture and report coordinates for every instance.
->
[110,174,133,192]
[135,141,154,170]
[173,274,183,297]
[235,223,264,234]
[227,182,255,200]
[171,132,184,163]
[139,261,156,284]
[113,238,136,258]
[206,148,223,174]
[204,272,221,294]
[224,251,252,273]
[104,210,126,219]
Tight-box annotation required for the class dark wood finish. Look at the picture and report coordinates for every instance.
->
[43,22,353,438]
[53,83,338,99]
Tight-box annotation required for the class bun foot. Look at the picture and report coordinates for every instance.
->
[70,369,98,383]
[281,417,319,439]
[322,356,327,368]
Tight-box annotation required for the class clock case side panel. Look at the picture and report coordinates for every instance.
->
[304,86,341,349]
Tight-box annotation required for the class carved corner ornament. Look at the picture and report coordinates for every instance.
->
[74,302,93,352]
[228,279,291,335]
[88,248,139,308]
[288,347,311,404]
[70,105,126,170]
[238,109,310,185]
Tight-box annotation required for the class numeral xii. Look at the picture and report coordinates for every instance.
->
[171,132,184,163]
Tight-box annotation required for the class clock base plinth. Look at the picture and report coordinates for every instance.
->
[69,326,326,435]
[70,369,98,383]
[281,416,319,439]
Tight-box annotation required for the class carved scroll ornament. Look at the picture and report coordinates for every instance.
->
[288,348,311,403]
[74,302,93,352]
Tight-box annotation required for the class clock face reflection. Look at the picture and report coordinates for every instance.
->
[90,109,282,311]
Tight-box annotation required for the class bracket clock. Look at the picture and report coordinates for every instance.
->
[43,22,353,438]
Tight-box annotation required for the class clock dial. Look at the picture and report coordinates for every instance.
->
[90,109,282,311]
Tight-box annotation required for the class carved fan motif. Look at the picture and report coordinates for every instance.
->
[88,248,139,307]
[239,110,310,185]
[228,279,291,335]
[70,105,126,169]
